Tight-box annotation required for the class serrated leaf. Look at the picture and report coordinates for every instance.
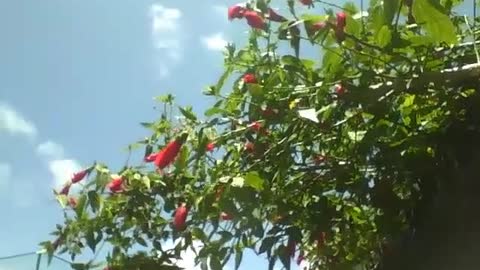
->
[244,171,264,191]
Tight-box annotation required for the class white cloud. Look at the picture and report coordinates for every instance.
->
[36,141,65,159]
[0,103,37,139]
[202,33,229,51]
[48,159,82,188]
[149,4,183,79]
[0,163,11,191]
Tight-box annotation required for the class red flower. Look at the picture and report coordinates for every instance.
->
[244,11,265,30]
[249,121,262,132]
[316,231,326,249]
[173,203,188,231]
[245,142,255,153]
[71,169,89,184]
[144,153,158,163]
[267,8,287,23]
[228,5,245,20]
[68,197,78,208]
[154,135,187,169]
[220,212,233,221]
[206,142,215,152]
[296,250,305,265]
[336,12,347,29]
[243,73,257,84]
[312,22,326,32]
[335,84,346,95]
[108,176,124,193]
[335,28,346,43]
[59,184,71,195]
[215,186,225,201]
[313,155,326,165]
[299,0,313,5]
[287,238,296,258]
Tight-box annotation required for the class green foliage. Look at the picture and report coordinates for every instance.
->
[44,0,480,269]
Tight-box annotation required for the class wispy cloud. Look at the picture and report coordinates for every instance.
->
[0,103,37,139]
[202,33,229,51]
[149,4,183,79]
[36,140,82,188]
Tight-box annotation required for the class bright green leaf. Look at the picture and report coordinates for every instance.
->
[244,172,264,191]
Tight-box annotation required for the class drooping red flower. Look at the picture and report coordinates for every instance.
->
[249,121,262,132]
[68,197,78,208]
[220,212,233,221]
[316,231,326,249]
[59,184,71,195]
[245,142,255,153]
[312,21,326,32]
[244,11,265,30]
[336,12,347,29]
[296,250,305,265]
[243,73,257,84]
[335,84,346,95]
[335,28,346,43]
[71,169,89,184]
[267,8,287,23]
[215,186,225,201]
[299,0,313,5]
[173,203,188,231]
[107,176,124,193]
[287,238,296,258]
[228,5,245,20]
[154,134,187,169]
[144,152,158,163]
[206,142,215,152]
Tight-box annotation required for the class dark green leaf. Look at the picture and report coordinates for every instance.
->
[413,0,457,44]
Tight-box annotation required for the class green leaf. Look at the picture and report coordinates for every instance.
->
[375,25,392,48]
[56,195,68,209]
[87,191,101,213]
[75,194,87,218]
[247,84,263,97]
[191,227,207,241]
[347,131,367,142]
[259,237,276,254]
[179,106,197,122]
[154,94,174,104]
[209,256,222,270]
[235,249,243,270]
[413,0,457,44]
[244,172,264,191]
[322,48,343,77]
[384,0,400,25]
[86,229,96,252]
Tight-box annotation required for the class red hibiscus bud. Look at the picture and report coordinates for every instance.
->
[107,176,124,193]
[287,238,296,258]
[68,197,78,208]
[296,250,305,265]
[206,142,215,152]
[173,203,188,231]
[228,5,245,20]
[316,231,326,249]
[243,73,257,84]
[335,84,346,95]
[144,152,158,163]
[249,121,262,132]
[245,142,255,153]
[154,133,187,169]
[267,8,287,23]
[299,0,313,5]
[220,212,233,221]
[244,11,265,30]
[59,183,71,195]
[313,155,326,165]
[71,168,89,184]
[336,12,347,29]
[335,28,346,43]
[312,22,326,32]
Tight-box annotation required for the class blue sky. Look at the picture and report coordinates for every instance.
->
[0,0,312,269]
